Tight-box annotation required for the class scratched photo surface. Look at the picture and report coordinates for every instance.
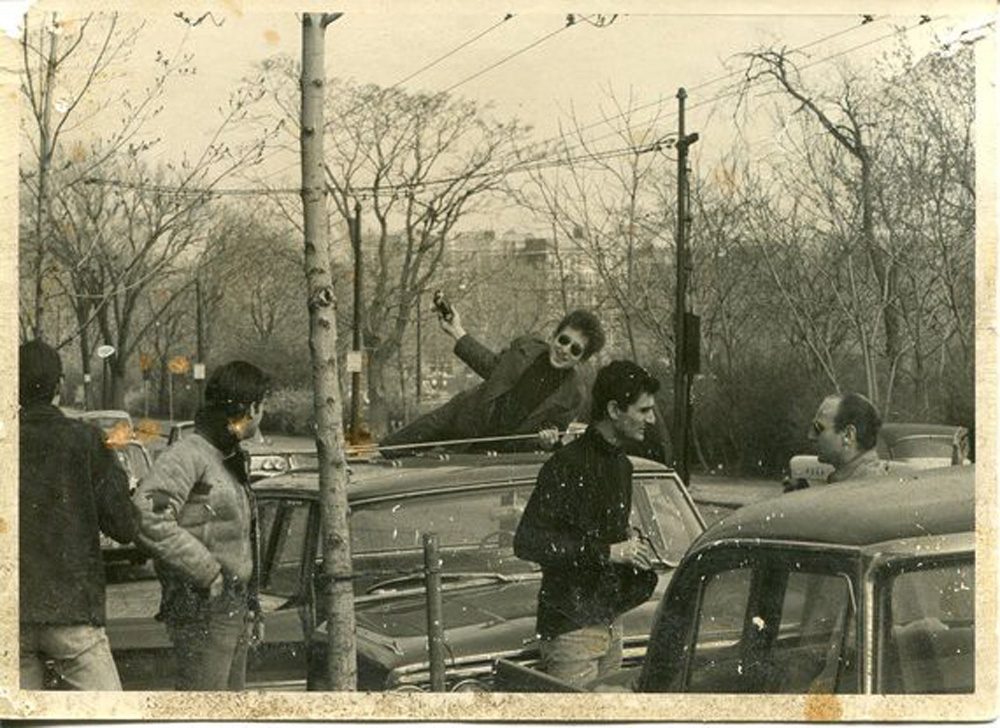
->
[0,0,995,722]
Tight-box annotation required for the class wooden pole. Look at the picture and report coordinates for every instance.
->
[423,533,446,692]
[300,11,355,691]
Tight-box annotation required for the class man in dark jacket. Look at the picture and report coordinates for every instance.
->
[513,360,660,686]
[19,340,137,690]
[381,308,605,453]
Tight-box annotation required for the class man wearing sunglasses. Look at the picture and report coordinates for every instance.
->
[380,307,605,453]
[808,392,890,484]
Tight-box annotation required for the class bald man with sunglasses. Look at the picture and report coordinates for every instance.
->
[808,392,891,484]
[381,307,605,453]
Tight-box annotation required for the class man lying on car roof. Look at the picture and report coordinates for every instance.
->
[380,306,606,454]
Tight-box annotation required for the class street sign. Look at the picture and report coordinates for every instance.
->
[193,363,206,380]
[96,344,116,359]
[168,355,191,375]
[83,373,91,383]
[139,353,154,372]
[346,350,363,373]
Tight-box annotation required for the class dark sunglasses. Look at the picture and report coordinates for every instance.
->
[811,420,827,436]
[556,334,584,358]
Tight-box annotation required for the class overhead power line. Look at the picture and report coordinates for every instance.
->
[392,13,515,89]
[557,14,945,157]
[549,14,891,159]
[85,14,951,202]
[442,14,591,94]
[82,135,674,199]
[247,14,518,189]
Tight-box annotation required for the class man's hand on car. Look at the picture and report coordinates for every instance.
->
[609,538,654,570]
[439,308,467,340]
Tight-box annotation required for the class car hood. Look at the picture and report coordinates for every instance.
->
[341,570,676,673]
[354,577,543,639]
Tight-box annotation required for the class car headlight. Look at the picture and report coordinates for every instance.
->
[450,678,489,693]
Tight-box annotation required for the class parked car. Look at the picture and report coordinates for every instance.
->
[164,419,316,480]
[76,409,134,437]
[104,451,704,691]
[787,422,971,489]
[687,477,783,526]
[101,439,153,567]
[497,465,975,695]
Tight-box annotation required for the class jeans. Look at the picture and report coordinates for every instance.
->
[20,623,122,690]
[165,593,250,691]
[540,620,624,688]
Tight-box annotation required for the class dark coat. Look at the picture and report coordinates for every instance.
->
[382,334,588,449]
[513,426,657,638]
[19,403,137,626]
[451,334,588,437]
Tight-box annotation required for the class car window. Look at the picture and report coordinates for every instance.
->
[684,563,856,693]
[684,567,753,691]
[258,498,312,599]
[346,485,539,584]
[631,475,705,565]
[887,436,955,461]
[880,559,974,693]
[769,572,856,693]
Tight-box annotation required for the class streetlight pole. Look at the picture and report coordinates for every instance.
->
[350,200,363,440]
[672,88,698,486]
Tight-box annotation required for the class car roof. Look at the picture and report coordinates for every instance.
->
[880,422,966,441]
[254,453,675,501]
[694,465,973,550]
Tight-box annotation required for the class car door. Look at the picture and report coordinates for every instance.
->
[874,551,974,694]
[639,544,861,693]
[245,492,321,690]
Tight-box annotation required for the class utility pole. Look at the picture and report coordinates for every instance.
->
[300,11,356,691]
[672,88,699,486]
[349,200,363,441]
[415,291,423,407]
[195,274,205,408]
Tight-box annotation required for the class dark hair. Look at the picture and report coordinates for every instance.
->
[589,360,660,422]
[834,392,881,450]
[204,361,271,418]
[553,309,605,360]
[19,340,62,406]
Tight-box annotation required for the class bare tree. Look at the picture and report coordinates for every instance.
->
[19,11,189,340]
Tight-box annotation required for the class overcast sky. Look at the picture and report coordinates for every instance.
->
[6,1,994,232]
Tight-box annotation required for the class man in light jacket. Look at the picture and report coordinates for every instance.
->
[133,360,270,691]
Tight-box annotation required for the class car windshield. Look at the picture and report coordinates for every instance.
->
[345,473,701,593]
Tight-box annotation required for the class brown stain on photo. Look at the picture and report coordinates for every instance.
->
[803,692,843,721]
[0,518,7,535]
[264,29,280,46]
[220,0,244,19]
